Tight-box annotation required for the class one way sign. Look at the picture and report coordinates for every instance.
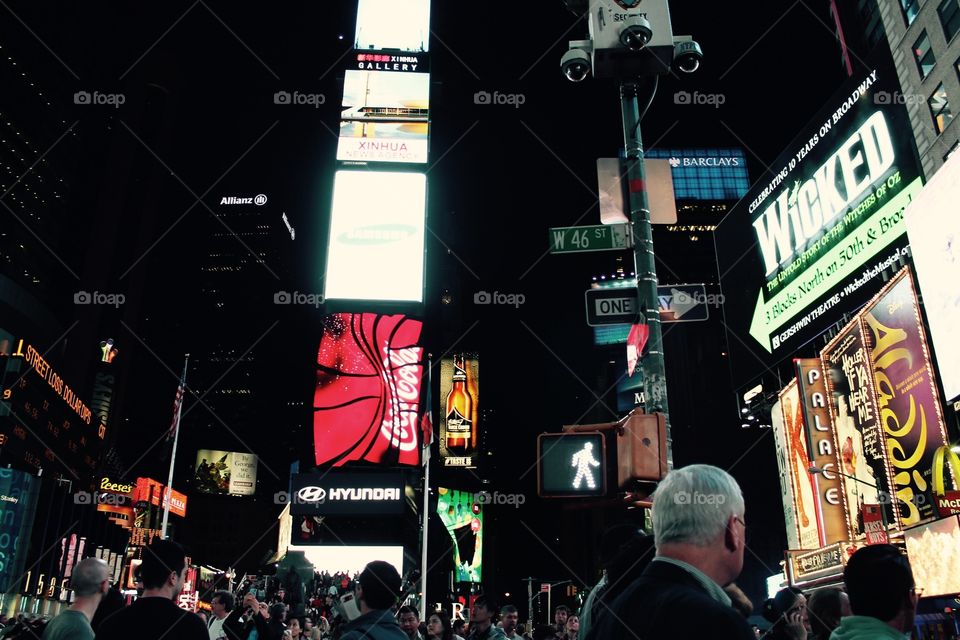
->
[585,284,711,326]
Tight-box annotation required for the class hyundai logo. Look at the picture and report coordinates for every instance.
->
[297,486,327,503]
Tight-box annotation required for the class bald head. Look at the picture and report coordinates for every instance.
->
[72,558,110,597]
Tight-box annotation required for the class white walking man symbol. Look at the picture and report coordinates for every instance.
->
[571,442,601,489]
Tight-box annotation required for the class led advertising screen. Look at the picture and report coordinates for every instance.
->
[645,148,750,200]
[436,488,482,583]
[0,338,107,479]
[716,50,922,387]
[337,70,430,164]
[288,545,403,577]
[862,269,949,528]
[355,0,430,53]
[537,432,606,498]
[904,515,960,598]
[323,170,426,302]
[133,477,187,518]
[0,468,39,592]
[194,450,258,496]
[313,313,424,467]
[905,151,960,401]
[438,354,479,468]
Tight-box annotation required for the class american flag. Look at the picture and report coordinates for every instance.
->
[166,382,184,441]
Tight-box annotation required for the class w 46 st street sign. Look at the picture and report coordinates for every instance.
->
[549,223,633,253]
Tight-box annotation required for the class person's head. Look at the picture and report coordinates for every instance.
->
[452,618,467,636]
[564,615,579,635]
[500,605,519,634]
[139,540,189,598]
[304,617,314,632]
[724,583,753,618]
[71,557,111,600]
[289,617,303,637]
[553,605,569,627]
[399,606,420,637]
[211,590,235,619]
[356,561,401,612]
[651,464,746,584]
[270,603,287,623]
[427,610,453,640]
[471,595,496,626]
[843,544,918,632]
[807,587,850,638]
[762,587,807,632]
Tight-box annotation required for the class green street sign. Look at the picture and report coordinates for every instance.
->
[549,223,633,254]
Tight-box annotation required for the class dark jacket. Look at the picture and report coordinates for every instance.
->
[588,560,755,640]
[339,610,408,640]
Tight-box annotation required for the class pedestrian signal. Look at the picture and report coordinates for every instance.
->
[537,432,606,498]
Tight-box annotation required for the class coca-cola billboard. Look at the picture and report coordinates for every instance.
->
[313,313,425,466]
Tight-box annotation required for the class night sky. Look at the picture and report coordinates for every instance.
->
[1,0,856,611]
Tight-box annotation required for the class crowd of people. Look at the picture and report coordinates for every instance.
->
[0,464,928,640]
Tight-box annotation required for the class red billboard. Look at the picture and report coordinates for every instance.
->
[133,477,187,518]
[313,313,424,466]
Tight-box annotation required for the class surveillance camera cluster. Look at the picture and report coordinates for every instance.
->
[560,0,702,82]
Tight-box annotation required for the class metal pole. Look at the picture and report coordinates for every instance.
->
[420,452,430,611]
[620,80,672,468]
[547,584,551,626]
[526,578,533,632]
[162,354,189,539]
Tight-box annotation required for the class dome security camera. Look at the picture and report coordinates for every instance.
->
[561,47,592,83]
[673,39,703,74]
[619,15,652,51]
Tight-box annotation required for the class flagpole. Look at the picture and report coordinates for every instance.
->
[162,354,189,539]
[419,357,432,611]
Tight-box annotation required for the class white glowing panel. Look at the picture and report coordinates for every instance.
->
[324,170,426,303]
[288,545,403,577]
[355,0,431,53]
[905,150,960,401]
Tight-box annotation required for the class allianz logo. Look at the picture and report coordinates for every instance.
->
[220,194,268,206]
[296,486,401,503]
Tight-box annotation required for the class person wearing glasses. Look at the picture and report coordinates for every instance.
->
[830,545,920,640]
[587,464,754,640]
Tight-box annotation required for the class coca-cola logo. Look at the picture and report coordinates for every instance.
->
[380,346,422,452]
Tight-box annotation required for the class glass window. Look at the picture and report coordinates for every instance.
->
[914,31,936,78]
[929,83,954,134]
[940,0,960,41]
[902,0,921,24]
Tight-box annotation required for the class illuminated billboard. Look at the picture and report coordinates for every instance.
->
[323,170,426,302]
[794,360,848,545]
[905,151,960,401]
[438,354,479,468]
[645,148,749,200]
[776,379,820,549]
[133,477,187,518]
[313,313,424,467]
[194,450,258,496]
[771,400,801,550]
[716,50,922,387]
[0,468,39,592]
[861,269,949,528]
[904,515,960,598]
[0,338,107,479]
[437,488,482,583]
[337,70,430,164]
[355,0,430,53]
[822,319,898,533]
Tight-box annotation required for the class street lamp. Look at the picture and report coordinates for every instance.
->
[808,465,889,530]
[560,0,703,469]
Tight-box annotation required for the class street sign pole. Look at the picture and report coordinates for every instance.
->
[621,79,673,468]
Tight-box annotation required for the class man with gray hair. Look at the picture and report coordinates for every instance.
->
[588,464,755,640]
[42,557,110,640]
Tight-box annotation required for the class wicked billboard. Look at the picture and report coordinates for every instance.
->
[716,48,922,388]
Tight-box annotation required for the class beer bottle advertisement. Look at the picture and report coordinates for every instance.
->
[440,353,479,467]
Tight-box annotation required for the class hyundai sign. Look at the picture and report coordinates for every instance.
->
[289,471,405,516]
